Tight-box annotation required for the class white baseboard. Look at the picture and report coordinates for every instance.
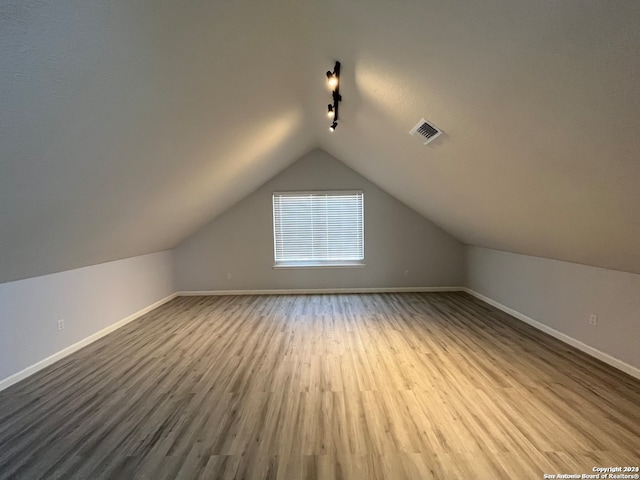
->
[177,286,465,296]
[0,292,178,392]
[7,286,634,392]
[462,288,640,380]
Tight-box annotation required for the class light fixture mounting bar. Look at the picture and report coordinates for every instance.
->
[326,61,342,131]
[330,61,341,122]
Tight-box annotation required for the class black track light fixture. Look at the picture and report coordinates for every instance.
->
[326,71,338,90]
[326,61,341,132]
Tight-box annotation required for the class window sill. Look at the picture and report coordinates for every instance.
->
[273,262,366,270]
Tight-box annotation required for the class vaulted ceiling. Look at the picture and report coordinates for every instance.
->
[1,0,639,283]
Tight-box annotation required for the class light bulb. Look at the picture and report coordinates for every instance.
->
[327,75,338,89]
[327,105,334,118]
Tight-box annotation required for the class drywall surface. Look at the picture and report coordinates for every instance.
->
[466,246,640,371]
[0,251,174,382]
[0,0,314,283]
[313,0,640,275]
[174,149,465,291]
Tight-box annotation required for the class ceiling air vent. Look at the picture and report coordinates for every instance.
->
[409,118,443,145]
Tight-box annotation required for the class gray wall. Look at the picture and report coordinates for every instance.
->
[466,246,640,371]
[0,251,174,384]
[174,149,465,291]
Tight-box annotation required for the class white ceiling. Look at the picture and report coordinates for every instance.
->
[1,0,639,282]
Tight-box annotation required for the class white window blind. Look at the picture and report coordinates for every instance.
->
[273,191,364,266]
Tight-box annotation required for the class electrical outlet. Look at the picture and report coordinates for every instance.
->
[226,273,232,280]
[589,314,597,327]
[404,270,409,277]
[57,319,65,331]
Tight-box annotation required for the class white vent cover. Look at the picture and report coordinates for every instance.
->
[409,118,443,145]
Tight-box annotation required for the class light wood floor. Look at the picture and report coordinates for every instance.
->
[0,292,638,479]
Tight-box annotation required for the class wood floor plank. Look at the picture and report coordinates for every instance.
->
[1,292,639,479]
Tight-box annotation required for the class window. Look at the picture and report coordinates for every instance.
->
[272,191,364,267]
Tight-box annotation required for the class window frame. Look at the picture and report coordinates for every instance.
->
[272,190,366,269]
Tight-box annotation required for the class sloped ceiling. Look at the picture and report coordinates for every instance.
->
[1,0,639,283]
